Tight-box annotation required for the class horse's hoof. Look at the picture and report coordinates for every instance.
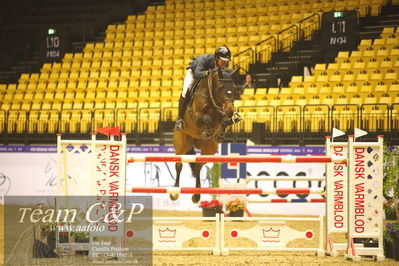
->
[215,133,225,143]
[170,193,179,201]
[215,135,225,143]
[201,132,212,140]
[192,194,201,203]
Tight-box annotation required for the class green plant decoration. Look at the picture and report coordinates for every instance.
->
[209,163,221,200]
[383,145,399,222]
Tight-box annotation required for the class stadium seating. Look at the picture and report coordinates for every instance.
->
[0,0,396,137]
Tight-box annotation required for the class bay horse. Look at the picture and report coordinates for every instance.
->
[172,67,241,203]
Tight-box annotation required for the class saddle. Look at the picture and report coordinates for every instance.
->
[186,78,202,109]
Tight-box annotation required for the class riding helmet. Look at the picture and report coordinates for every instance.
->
[214,46,231,62]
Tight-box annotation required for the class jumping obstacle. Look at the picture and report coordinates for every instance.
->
[248,198,326,203]
[129,187,325,195]
[246,176,325,181]
[57,131,384,261]
[346,135,384,261]
[126,214,323,256]
[325,135,348,257]
[127,216,220,254]
[57,134,126,257]
[127,155,345,163]
[243,173,326,205]
[220,215,324,255]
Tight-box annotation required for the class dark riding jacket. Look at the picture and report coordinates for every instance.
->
[187,54,216,79]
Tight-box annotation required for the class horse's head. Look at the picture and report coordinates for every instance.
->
[213,67,240,118]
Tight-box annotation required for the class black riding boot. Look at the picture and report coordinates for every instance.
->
[175,95,188,130]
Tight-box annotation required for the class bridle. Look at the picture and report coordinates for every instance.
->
[207,71,235,116]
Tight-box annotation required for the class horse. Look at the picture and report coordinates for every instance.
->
[172,67,241,203]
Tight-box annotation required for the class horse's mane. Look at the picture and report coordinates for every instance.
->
[221,68,234,74]
[218,68,240,84]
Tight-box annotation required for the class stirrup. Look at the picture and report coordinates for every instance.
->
[226,112,243,126]
[175,119,185,130]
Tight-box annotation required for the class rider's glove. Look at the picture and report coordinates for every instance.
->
[206,68,217,76]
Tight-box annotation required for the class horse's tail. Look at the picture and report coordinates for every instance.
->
[186,147,196,176]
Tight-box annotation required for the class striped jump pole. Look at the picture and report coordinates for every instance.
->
[129,187,325,195]
[128,155,346,164]
[247,198,326,203]
[246,176,325,181]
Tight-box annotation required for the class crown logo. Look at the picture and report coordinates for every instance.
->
[159,228,176,238]
[262,228,280,241]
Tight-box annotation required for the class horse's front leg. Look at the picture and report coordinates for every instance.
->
[194,112,214,140]
[214,115,231,143]
[170,162,183,201]
[191,140,219,203]
[172,130,193,201]
[214,128,226,143]
[192,162,205,203]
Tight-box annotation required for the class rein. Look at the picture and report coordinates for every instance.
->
[207,72,234,116]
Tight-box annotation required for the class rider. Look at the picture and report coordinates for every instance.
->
[175,46,232,130]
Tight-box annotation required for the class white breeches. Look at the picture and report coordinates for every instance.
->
[182,69,194,98]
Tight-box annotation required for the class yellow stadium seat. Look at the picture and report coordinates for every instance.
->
[14,91,24,101]
[63,80,74,90]
[322,96,336,108]
[389,45,399,60]
[386,37,397,46]
[351,58,365,70]
[336,51,349,64]
[379,93,393,105]
[44,90,54,100]
[72,100,83,110]
[63,53,73,62]
[381,27,395,39]
[242,88,255,98]
[293,85,305,95]
[316,71,328,83]
[357,69,370,82]
[375,81,387,93]
[280,87,291,95]
[289,76,303,88]
[276,105,301,132]
[295,95,308,106]
[82,100,93,110]
[17,82,28,90]
[305,84,318,95]
[51,100,61,111]
[380,57,393,69]
[363,93,378,105]
[376,46,389,58]
[33,91,44,101]
[77,80,87,90]
[329,71,342,83]
[358,39,372,52]
[319,83,332,94]
[362,47,376,58]
[389,81,399,92]
[41,100,52,110]
[104,100,115,109]
[339,59,352,70]
[359,81,373,93]
[8,110,26,133]
[22,90,33,100]
[20,100,30,111]
[335,94,349,105]
[54,90,65,100]
[1,100,11,111]
[385,69,398,81]
[39,72,50,81]
[346,82,359,94]
[62,100,73,110]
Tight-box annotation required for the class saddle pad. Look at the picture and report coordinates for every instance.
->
[187,78,203,108]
